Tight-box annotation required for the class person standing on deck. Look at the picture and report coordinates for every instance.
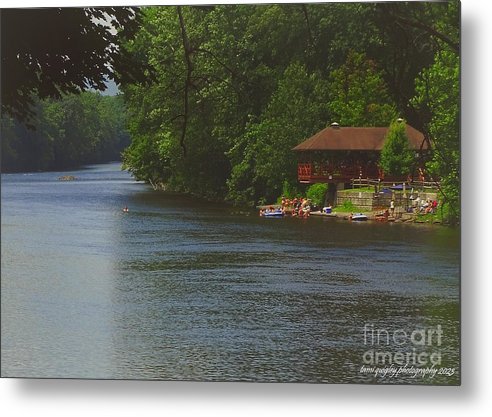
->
[390,199,395,217]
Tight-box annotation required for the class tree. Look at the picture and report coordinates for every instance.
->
[368,1,459,129]
[0,7,144,123]
[380,119,414,177]
[412,50,459,223]
[409,0,459,224]
[227,62,329,204]
[327,51,397,126]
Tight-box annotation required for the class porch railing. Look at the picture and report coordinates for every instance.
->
[298,162,379,182]
[298,163,439,188]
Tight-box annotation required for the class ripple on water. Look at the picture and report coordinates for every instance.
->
[1,163,460,383]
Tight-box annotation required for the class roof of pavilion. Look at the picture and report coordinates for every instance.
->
[292,123,427,152]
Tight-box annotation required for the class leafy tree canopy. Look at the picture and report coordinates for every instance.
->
[119,3,459,206]
[380,119,414,177]
[327,51,397,126]
[0,7,145,123]
[412,50,459,223]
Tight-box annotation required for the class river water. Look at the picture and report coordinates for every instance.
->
[1,162,460,383]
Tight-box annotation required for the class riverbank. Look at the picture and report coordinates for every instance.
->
[310,210,446,224]
[148,178,453,226]
[256,205,449,225]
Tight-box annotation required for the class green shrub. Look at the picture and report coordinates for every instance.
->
[281,180,300,199]
[306,183,328,206]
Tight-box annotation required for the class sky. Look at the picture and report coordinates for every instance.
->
[102,79,119,96]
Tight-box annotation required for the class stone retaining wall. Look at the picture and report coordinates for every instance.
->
[336,192,375,209]
[336,190,439,211]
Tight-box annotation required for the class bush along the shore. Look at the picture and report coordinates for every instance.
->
[306,183,328,207]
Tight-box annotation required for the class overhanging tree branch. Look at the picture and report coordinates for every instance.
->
[177,5,193,157]
[300,4,313,47]
[195,48,237,78]
[393,15,459,53]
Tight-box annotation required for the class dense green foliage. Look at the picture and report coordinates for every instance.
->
[1,7,145,124]
[327,51,397,126]
[410,0,460,224]
[306,183,328,207]
[227,62,330,204]
[413,50,460,224]
[1,92,130,172]
[119,2,459,209]
[380,120,414,177]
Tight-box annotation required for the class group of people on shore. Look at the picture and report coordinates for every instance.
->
[411,196,438,214]
[260,194,439,219]
[281,196,313,217]
[259,196,314,217]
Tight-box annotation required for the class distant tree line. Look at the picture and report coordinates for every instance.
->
[1,92,130,172]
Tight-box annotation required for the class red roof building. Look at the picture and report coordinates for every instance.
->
[293,122,427,183]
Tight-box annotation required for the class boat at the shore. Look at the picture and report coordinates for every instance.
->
[350,213,368,221]
[262,210,285,218]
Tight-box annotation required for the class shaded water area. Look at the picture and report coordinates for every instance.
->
[1,163,460,383]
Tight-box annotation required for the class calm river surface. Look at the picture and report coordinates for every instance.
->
[1,163,460,383]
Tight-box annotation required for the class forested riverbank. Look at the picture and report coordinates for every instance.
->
[1,92,129,172]
[119,2,459,222]
[0,3,459,223]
